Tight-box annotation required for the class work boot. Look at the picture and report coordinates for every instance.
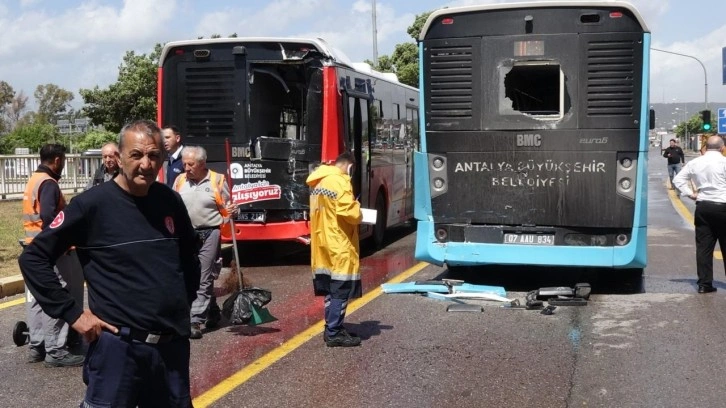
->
[27,347,45,363]
[206,303,222,329]
[190,323,203,339]
[323,328,357,343]
[44,353,84,368]
[325,330,361,347]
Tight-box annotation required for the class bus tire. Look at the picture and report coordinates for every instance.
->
[373,192,387,249]
[623,268,644,293]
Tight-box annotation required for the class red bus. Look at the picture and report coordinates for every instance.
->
[157,37,419,246]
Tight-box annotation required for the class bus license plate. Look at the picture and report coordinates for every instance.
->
[503,233,554,246]
[237,212,265,223]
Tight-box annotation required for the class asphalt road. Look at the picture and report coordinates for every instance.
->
[1,145,724,408]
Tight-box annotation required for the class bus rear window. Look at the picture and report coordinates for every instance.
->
[500,62,566,120]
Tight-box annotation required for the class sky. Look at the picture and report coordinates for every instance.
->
[0,0,725,112]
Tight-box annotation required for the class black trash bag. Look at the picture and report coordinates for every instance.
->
[222,287,272,325]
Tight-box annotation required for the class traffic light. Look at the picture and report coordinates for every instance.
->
[702,110,712,131]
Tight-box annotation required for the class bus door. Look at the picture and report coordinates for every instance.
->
[345,95,372,234]
[404,106,418,217]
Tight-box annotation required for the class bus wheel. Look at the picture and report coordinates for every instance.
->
[373,192,387,249]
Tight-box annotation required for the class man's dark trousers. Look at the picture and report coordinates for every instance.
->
[81,331,192,407]
[324,295,349,337]
[694,201,726,288]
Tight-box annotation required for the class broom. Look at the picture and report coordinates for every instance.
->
[223,138,276,326]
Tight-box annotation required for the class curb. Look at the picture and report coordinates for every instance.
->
[0,274,25,299]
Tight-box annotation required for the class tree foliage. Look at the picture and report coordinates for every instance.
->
[0,81,13,109]
[675,113,715,139]
[34,84,74,124]
[5,91,29,130]
[73,129,118,152]
[407,11,432,40]
[0,81,15,133]
[0,122,59,154]
[366,11,432,88]
[198,33,238,39]
[391,42,419,87]
[80,44,162,133]
[364,55,394,73]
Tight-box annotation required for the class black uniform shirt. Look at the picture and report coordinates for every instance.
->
[35,164,63,227]
[18,181,201,336]
[663,146,685,165]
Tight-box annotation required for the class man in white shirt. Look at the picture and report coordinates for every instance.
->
[673,135,726,294]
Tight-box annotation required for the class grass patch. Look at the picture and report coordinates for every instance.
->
[0,199,24,279]
[0,193,77,279]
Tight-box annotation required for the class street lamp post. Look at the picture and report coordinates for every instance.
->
[673,99,691,150]
[680,104,688,150]
[652,48,709,111]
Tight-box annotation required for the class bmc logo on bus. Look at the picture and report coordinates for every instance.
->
[231,146,252,158]
[516,134,542,147]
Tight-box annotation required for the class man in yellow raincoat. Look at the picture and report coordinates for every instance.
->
[306,152,363,347]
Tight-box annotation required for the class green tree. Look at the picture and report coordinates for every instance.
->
[407,11,433,40]
[0,81,12,106]
[5,90,29,131]
[0,81,15,133]
[73,129,118,152]
[364,55,394,72]
[80,44,162,133]
[34,83,74,124]
[390,42,419,87]
[674,113,714,140]
[369,11,432,88]
[198,33,238,39]
[0,122,59,154]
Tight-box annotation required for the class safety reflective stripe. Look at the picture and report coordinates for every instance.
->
[173,171,229,218]
[172,173,186,192]
[209,171,229,218]
[24,174,51,241]
[22,173,64,244]
[313,267,361,281]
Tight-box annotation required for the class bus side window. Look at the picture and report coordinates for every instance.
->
[372,99,383,148]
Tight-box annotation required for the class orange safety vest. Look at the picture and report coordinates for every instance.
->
[173,170,231,235]
[22,172,66,244]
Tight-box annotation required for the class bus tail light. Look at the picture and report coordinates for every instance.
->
[435,227,448,242]
[615,234,629,246]
[616,153,637,200]
[428,154,448,198]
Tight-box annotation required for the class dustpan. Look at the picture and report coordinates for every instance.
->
[248,304,278,326]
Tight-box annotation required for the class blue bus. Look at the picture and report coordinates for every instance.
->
[414,2,653,269]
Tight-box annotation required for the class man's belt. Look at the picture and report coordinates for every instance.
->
[118,327,177,344]
[697,201,726,206]
[195,226,219,242]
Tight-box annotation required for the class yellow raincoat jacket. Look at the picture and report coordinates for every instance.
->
[306,164,363,298]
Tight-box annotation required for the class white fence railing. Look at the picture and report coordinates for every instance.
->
[0,153,103,199]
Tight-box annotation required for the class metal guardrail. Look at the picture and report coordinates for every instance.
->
[0,154,102,199]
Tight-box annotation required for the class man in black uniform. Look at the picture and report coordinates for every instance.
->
[19,120,201,407]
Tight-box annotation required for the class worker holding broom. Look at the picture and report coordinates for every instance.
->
[173,145,237,339]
